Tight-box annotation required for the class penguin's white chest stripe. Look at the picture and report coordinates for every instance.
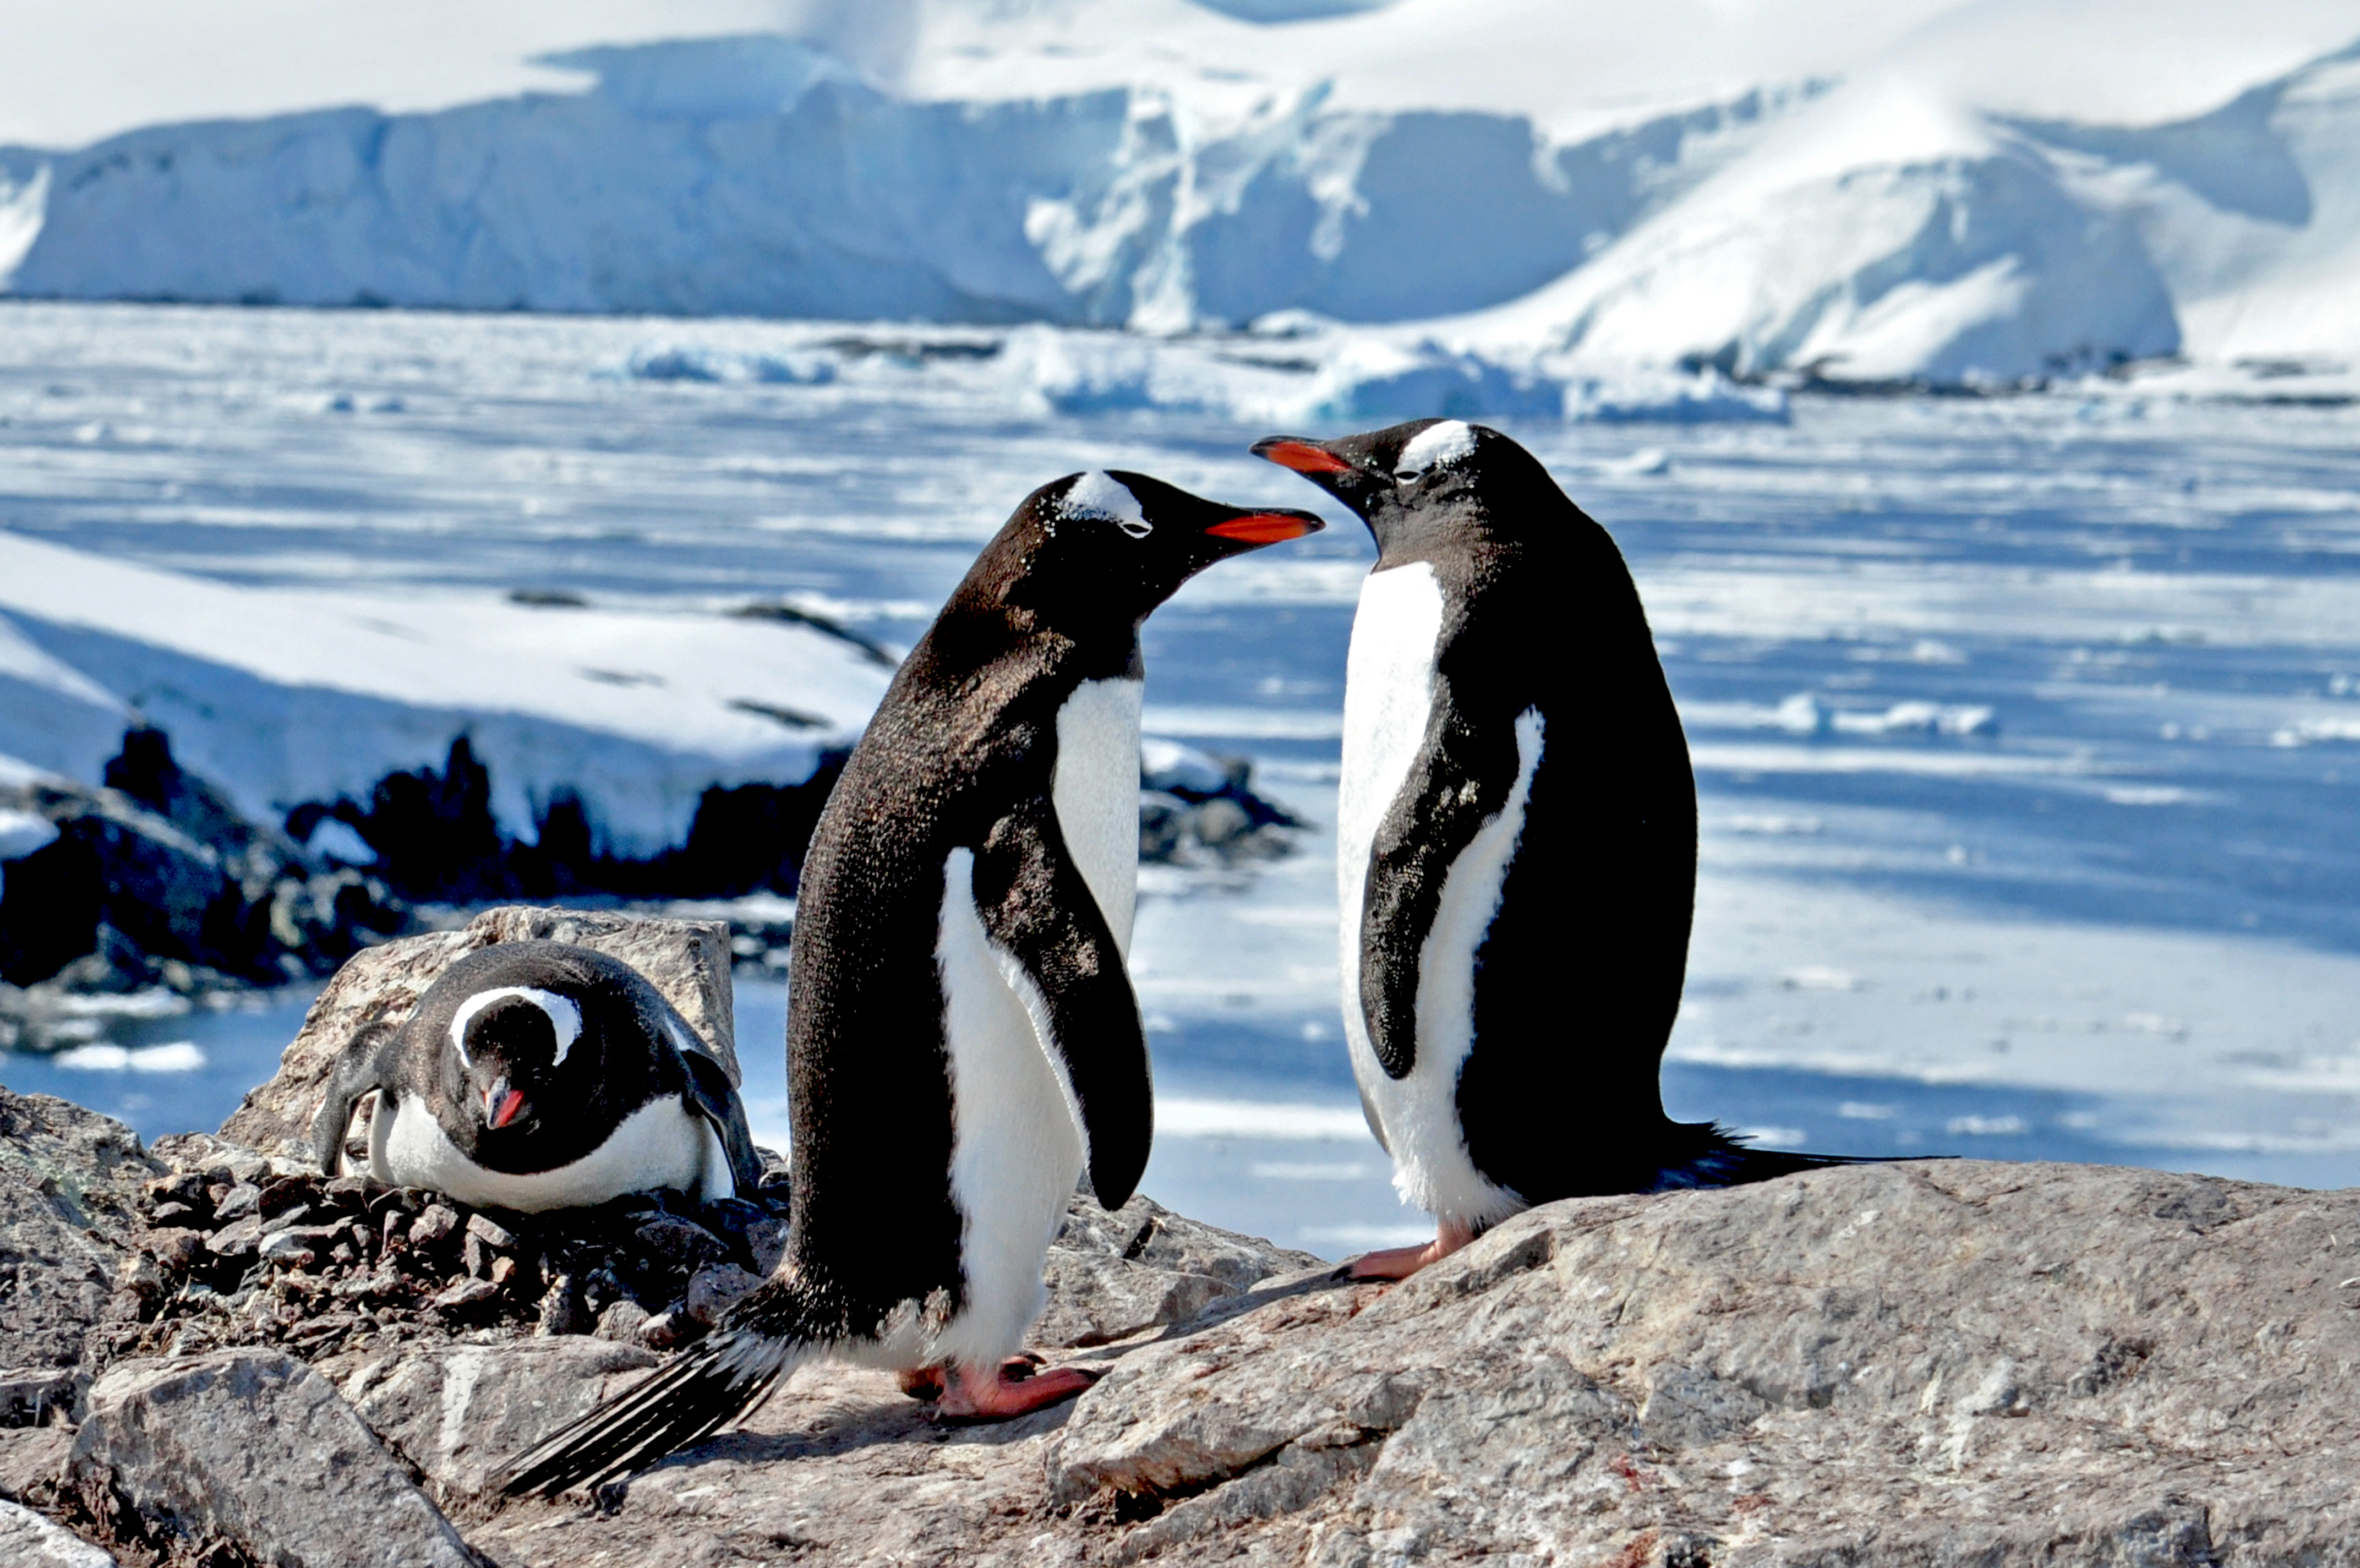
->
[1339,561,1445,1066]
[374,1093,719,1213]
[1375,706,1545,1228]
[932,846,1089,1368]
[1053,676,1143,955]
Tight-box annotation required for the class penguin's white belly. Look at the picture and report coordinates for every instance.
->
[1338,560,1539,1230]
[1053,676,1143,953]
[374,1092,724,1213]
[931,846,1090,1368]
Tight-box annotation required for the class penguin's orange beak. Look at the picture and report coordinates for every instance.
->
[1205,511,1323,544]
[1250,438,1355,476]
[487,1083,527,1129]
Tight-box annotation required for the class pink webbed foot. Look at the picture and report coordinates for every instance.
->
[1346,1220,1478,1281]
[897,1353,1045,1403]
[932,1356,1099,1423]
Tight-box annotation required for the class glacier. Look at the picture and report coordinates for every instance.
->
[0,9,2353,390]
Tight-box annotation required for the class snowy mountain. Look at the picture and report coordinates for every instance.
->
[0,2,2355,387]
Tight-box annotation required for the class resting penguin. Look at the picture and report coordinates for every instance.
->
[310,939,762,1211]
[1255,419,1854,1280]
[496,471,1322,1495]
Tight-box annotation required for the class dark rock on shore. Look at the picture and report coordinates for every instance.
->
[0,731,409,1010]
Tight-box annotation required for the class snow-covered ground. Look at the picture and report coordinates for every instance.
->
[2,3,2356,386]
[3,300,2357,1254]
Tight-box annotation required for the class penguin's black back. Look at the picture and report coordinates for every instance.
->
[780,536,1134,1336]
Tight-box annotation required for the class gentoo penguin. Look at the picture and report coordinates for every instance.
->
[1255,419,1852,1280]
[310,940,762,1211]
[498,471,1321,1495]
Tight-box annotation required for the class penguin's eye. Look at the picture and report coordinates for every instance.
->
[1116,518,1152,539]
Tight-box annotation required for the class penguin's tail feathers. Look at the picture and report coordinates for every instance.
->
[494,1323,813,1500]
[1649,1123,1912,1192]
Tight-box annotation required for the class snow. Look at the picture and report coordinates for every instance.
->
[3,6,2356,387]
[0,527,892,855]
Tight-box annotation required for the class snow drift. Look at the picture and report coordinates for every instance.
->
[0,531,892,858]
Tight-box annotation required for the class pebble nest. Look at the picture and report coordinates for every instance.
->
[103,1133,793,1370]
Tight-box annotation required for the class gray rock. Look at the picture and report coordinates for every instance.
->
[341,1337,659,1498]
[68,1350,482,1567]
[218,906,736,1159]
[1035,1193,1323,1350]
[0,1090,161,1376]
[0,1499,117,1567]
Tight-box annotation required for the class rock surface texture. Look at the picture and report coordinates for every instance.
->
[0,1091,160,1385]
[218,905,737,1159]
[12,1067,2360,1564]
[67,1349,483,1568]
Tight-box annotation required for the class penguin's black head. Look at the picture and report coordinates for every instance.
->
[1252,419,1524,558]
[986,470,1324,629]
[446,985,588,1140]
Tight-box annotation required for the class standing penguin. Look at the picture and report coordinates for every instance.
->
[310,939,762,1211]
[1256,419,1847,1280]
[499,472,1321,1494]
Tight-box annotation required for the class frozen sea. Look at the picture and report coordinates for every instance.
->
[5,301,2360,1255]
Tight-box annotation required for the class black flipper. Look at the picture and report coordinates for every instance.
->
[679,1046,765,1196]
[969,804,1152,1210]
[308,1018,401,1176]
[1358,699,1526,1079]
[495,1282,821,1498]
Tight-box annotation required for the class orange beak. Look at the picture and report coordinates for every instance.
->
[1205,512,1323,544]
[1251,439,1355,476]
[488,1087,527,1129]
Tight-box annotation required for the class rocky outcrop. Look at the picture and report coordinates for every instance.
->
[17,1058,2360,1565]
[67,1350,483,1568]
[0,1092,161,1386]
[0,744,408,1011]
[218,906,738,1159]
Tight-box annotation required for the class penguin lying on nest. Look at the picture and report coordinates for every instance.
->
[1257,419,1870,1280]
[312,940,763,1211]
[496,471,1323,1496]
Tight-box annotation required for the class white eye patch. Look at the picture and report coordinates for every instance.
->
[449,986,585,1069]
[1062,471,1152,537]
[1395,420,1478,480]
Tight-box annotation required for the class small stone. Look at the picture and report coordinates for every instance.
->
[149,1230,205,1272]
[595,1299,650,1343]
[488,1255,519,1289]
[431,1278,499,1310]
[211,1183,263,1222]
[409,1204,458,1247]
[258,1231,315,1269]
[635,1215,724,1269]
[463,1234,492,1279]
[148,1201,199,1227]
[261,1204,312,1235]
[148,1171,209,1209]
[206,1217,264,1257]
[324,1174,374,1203]
[637,1309,687,1350]
[380,1210,407,1253]
[685,1264,765,1326]
[465,1212,517,1249]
